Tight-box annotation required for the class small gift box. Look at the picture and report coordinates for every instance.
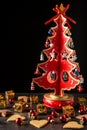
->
[62,105,75,117]
[18,96,29,103]
[13,100,27,112]
[0,99,6,109]
[77,97,87,106]
[5,90,15,100]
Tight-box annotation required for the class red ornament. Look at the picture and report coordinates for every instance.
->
[29,109,37,119]
[79,106,87,114]
[34,67,40,75]
[59,114,70,122]
[51,111,56,118]
[63,114,69,118]
[47,116,52,122]
[15,118,22,125]
[77,85,84,93]
[59,115,64,122]
[29,109,34,114]
[30,82,35,90]
[80,116,87,125]
[9,99,14,104]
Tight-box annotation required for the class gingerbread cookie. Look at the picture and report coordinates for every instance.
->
[7,114,26,122]
[76,114,87,120]
[30,119,48,128]
[63,121,84,129]
[0,109,12,117]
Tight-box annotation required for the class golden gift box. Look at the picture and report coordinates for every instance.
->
[13,100,27,112]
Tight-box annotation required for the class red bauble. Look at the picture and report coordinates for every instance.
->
[80,116,87,125]
[31,112,35,117]
[15,118,22,125]
[59,114,69,122]
[79,106,87,114]
[51,111,56,118]
[77,85,84,93]
[81,116,86,121]
[29,109,34,114]
[9,99,14,104]
[30,82,35,90]
[59,115,64,122]
[47,116,52,122]
[30,110,37,119]
[63,114,69,118]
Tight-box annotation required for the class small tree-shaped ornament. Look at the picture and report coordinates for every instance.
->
[32,3,84,109]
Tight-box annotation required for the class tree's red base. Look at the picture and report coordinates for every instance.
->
[43,93,74,109]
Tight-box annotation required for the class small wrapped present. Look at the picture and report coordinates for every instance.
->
[0,99,6,109]
[77,97,87,106]
[0,94,4,100]
[62,105,75,117]
[18,96,29,103]
[13,100,27,112]
[5,90,15,104]
[36,103,47,114]
[5,90,15,99]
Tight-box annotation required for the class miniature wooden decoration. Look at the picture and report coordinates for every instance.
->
[32,3,84,109]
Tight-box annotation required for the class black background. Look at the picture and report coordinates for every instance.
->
[0,0,87,93]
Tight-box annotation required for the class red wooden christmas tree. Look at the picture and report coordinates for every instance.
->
[32,3,84,109]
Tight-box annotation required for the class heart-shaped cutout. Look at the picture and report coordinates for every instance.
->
[30,119,48,128]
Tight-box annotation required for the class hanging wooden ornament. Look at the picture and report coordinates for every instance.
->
[30,82,35,90]
[77,85,84,93]
[40,52,44,61]
[34,67,40,75]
